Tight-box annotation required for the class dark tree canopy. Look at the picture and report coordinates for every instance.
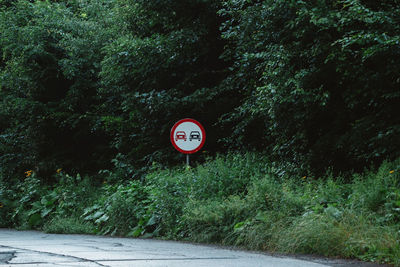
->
[1,0,399,180]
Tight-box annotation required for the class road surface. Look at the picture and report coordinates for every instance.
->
[0,229,385,267]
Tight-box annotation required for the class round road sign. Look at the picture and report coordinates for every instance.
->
[170,118,206,154]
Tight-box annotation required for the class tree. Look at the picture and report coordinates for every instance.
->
[219,0,400,173]
[98,0,232,168]
[0,0,116,179]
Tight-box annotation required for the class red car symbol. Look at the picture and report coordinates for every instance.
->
[175,131,187,141]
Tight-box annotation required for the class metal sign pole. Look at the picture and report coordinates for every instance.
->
[186,154,190,167]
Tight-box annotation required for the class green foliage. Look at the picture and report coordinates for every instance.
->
[1,0,399,179]
[0,0,399,263]
[43,216,96,235]
[0,178,14,227]
[276,210,399,262]
[82,180,155,237]
[183,196,250,244]
[145,153,270,237]
[98,0,231,167]
[2,154,400,264]
[144,154,400,264]
[0,0,115,178]
[11,173,46,229]
[2,170,99,229]
[219,0,400,173]
[144,155,400,264]
[347,159,400,221]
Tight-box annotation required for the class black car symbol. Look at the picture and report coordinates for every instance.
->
[189,131,201,141]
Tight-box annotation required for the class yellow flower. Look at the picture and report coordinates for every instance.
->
[302,176,307,180]
[56,168,62,174]
[389,170,395,174]
[25,170,33,177]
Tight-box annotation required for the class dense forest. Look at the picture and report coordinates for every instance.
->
[1,0,399,180]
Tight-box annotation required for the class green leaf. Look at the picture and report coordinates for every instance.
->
[95,214,109,224]
[128,226,145,237]
[41,207,52,218]
[28,213,42,227]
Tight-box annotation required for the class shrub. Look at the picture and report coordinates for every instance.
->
[82,180,155,237]
[245,174,305,215]
[2,154,400,265]
[0,181,14,227]
[188,153,268,200]
[11,174,46,229]
[232,210,292,251]
[144,168,190,238]
[348,160,400,216]
[182,196,250,244]
[2,171,99,230]
[145,153,270,237]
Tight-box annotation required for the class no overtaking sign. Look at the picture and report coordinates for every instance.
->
[170,118,205,154]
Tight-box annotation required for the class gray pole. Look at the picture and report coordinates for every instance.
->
[186,154,190,167]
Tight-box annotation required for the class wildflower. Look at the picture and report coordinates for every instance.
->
[25,170,33,177]
[56,168,62,174]
[389,170,395,174]
[0,203,3,208]
[302,176,307,180]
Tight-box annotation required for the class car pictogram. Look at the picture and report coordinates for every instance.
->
[189,131,201,141]
[175,131,187,141]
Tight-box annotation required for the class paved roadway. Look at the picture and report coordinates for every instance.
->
[0,229,385,267]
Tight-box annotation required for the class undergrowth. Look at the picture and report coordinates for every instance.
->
[1,153,399,265]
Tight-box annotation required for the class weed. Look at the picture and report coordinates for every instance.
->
[43,217,96,234]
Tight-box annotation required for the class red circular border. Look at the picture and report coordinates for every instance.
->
[170,118,206,154]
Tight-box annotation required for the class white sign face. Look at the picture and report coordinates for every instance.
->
[170,118,205,154]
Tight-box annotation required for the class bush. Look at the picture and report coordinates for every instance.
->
[145,153,270,237]
[245,174,305,215]
[348,159,400,218]
[188,153,269,200]
[1,154,399,265]
[1,171,99,230]
[11,174,46,229]
[0,181,14,227]
[182,196,250,244]
[232,210,291,251]
[82,180,155,237]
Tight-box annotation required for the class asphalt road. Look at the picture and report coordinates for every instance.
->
[0,229,388,267]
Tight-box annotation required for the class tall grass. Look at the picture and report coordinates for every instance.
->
[145,155,400,265]
[1,154,399,265]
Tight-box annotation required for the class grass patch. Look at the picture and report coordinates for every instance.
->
[43,217,96,235]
